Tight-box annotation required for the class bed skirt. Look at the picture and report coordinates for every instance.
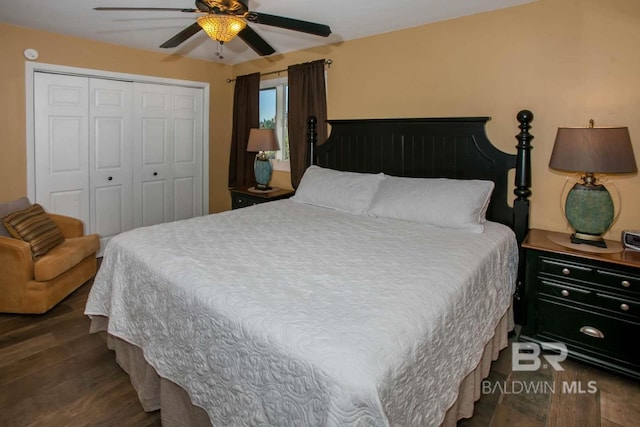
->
[90,305,513,426]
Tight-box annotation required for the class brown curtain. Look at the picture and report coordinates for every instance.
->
[228,72,260,188]
[288,60,328,188]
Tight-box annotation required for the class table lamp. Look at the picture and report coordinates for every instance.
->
[549,120,637,248]
[247,128,279,191]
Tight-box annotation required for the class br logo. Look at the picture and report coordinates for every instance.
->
[512,342,568,371]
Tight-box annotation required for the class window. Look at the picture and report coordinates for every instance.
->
[259,77,289,171]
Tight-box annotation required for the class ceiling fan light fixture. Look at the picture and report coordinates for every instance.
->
[197,14,246,43]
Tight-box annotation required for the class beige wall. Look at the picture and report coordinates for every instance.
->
[234,0,640,238]
[2,0,639,237]
[0,23,234,213]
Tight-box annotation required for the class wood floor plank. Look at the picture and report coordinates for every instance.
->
[0,395,40,427]
[25,375,142,426]
[498,367,554,423]
[0,343,110,409]
[0,332,58,367]
[0,306,82,350]
[489,403,545,427]
[0,344,73,386]
[600,388,640,427]
[600,419,625,427]
[92,400,162,427]
[546,361,600,427]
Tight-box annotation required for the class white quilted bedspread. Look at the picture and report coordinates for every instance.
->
[85,200,517,426]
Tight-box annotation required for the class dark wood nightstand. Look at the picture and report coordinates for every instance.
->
[520,228,640,380]
[229,186,295,210]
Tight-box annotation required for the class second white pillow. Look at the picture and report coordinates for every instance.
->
[367,176,495,233]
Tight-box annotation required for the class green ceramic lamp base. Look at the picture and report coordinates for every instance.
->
[254,156,273,191]
[565,179,614,248]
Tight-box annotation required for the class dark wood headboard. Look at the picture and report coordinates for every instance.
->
[306,111,534,321]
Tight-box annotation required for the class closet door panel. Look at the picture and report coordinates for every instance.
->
[34,73,90,226]
[172,86,203,219]
[133,83,174,228]
[141,181,167,226]
[94,186,124,236]
[89,79,133,254]
[174,177,195,220]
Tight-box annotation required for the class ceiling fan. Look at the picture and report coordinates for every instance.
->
[94,0,332,57]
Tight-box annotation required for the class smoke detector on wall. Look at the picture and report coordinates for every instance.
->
[24,48,39,60]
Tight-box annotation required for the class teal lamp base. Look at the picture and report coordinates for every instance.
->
[254,157,272,191]
[565,182,614,248]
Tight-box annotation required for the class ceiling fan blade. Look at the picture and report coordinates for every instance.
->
[238,26,276,56]
[94,7,198,12]
[160,22,203,48]
[248,13,331,37]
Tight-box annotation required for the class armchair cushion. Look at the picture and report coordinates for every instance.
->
[34,234,100,281]
[0,197,31,237]
[2,203,65,258]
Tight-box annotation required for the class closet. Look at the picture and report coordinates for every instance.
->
[33,71,205,254]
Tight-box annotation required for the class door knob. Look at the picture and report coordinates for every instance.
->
[153,172,158,176]
[108,176,113,181]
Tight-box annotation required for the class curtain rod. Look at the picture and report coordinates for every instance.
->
[226,59,332,83]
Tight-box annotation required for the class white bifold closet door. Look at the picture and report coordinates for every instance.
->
[34,73,91,226]
[33,72,204,255]
[90,78,134,252]
[133,83,203,228]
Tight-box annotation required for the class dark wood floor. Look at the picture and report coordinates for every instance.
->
[1,278,638,426]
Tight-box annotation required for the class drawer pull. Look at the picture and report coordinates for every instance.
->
[621,280,631,288]
[620,303,630,311]
[562,268,571,275]
[580,326,604,339]
[561,289,570,297]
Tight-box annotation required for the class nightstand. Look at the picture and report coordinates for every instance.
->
[229,186,295,210]
[520,229,640,379]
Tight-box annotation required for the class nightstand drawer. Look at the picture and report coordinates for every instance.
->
[229,187,295,210]
[595,268,640,296]
[232,195,257,209]
[539,257,593,282]
[593,292,640,319]
[539,279,592,305]
[537,299,640,364]
[539,279,640,320]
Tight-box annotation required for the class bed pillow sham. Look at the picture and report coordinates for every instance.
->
[292,165,386,215]
[367,176,495,233]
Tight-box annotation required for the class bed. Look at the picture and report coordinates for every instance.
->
[85,110,534,426]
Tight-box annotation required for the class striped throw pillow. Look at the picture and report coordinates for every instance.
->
[1,204,65,258]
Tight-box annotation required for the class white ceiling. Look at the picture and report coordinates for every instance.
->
[0,0,535,65]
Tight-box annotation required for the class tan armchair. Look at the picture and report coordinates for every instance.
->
[0,213,99,314]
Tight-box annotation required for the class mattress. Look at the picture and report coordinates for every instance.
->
[85,200,518,426]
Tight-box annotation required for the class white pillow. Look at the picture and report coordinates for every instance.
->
[292,165,386,214]
[367,176,495,233]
